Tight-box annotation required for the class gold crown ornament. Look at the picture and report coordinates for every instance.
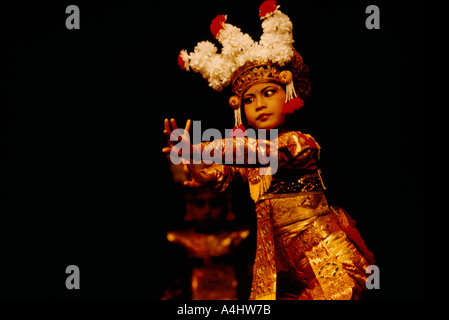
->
[178,0,311,132]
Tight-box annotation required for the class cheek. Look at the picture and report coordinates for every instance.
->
[269,96,286,114]
[244,106,256,124]
[270,98,287,126]
[273,94,286,109]
[269,110,286,127]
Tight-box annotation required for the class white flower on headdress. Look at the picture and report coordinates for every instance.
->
[218,24,254,59]
[194,41,218,56]
[261,11,292,33]
[179,0,296,91]
[188,41,219,80]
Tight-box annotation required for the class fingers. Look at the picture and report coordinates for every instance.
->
[164,118,191,135]
[164,118,191,132]
[184,119,191,133]
[163,119,172,147]
[163,118,192,155]
[163,118,171,135]
[163,118,179,134]
[184,162,207,185]
[162,118,203,189]
[170,118,178,131]
[182,163,202,188]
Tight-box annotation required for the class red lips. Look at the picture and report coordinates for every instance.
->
[256,113,270,121]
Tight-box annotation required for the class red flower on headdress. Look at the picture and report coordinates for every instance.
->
[178,52,186,70]
[282,97,304,114]
[210,15,227,38]
[259,0,279,19]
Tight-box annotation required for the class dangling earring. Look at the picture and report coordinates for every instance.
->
[279,70,304,114]
[229,95,246,137]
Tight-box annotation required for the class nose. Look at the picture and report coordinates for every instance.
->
[255,95,267,112]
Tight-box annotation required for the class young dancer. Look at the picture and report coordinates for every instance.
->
[163,1,374,300]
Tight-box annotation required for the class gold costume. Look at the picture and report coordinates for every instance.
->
[174,1,375,300]
[199,131,375,300]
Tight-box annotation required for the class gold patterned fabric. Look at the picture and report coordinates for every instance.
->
[251,198,372,300]
[199,131,375,300]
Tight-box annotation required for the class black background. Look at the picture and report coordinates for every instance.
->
[2,0,427,299]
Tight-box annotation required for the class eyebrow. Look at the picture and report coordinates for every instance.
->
[244,85,277,98]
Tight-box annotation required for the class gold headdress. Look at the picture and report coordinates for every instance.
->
[178,0,310,131]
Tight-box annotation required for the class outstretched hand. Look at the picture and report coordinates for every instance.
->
[162,118,191,157]
[181,162,208,188]
[162,118,207,187]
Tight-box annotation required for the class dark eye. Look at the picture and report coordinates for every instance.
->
[244,97,255,105]
[265,89,276,97]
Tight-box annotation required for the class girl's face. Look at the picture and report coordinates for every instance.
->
[243,82,286,130]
